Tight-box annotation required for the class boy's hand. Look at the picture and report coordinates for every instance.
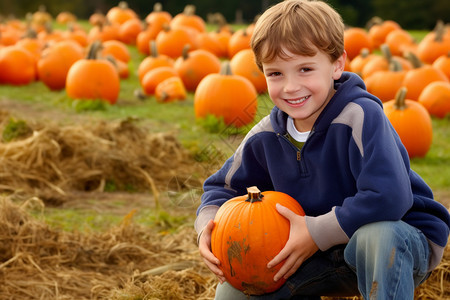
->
[267,204,319,282]
[198,219,227,283]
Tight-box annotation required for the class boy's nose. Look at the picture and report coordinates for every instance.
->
[283,76,301,93]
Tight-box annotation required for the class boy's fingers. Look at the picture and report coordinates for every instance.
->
[276,203,296,220]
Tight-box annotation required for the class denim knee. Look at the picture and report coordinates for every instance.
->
[343,221,430,299]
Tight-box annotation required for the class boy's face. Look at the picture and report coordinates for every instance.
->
[262,47,346,132]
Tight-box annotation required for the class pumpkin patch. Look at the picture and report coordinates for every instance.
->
[0,5,448,300]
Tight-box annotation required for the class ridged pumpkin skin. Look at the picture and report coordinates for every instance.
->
[194,62,257,127]
[383,88,433,158]
[211,187,305,295]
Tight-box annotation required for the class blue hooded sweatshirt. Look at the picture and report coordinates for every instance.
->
[195,72,450,271]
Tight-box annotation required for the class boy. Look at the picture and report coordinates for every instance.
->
[195,0,450,299]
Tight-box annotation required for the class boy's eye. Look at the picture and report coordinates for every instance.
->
[300,67,312,72]
[266,71,282,77]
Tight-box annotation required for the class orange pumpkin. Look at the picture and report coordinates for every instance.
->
[141,66,178,95]
[230,48,267,94]
[0,45,37,85]
[361,44,412,79]
[383,88,432,158]
[349,48,377,76]
[170,5,205,33]
[228,28,252,58]
[344,27,372,61]
[174,46,221,91]
[66,41,120,104]
[418,81,450,119]
[118,17,143,45]
[37,40,84,90]
[365,60,406,103]
[194,62,258,128]
[211,186,305,295]
[136,23,162,55]
[155,76,187,102]
[432,52,450,80]
[105,1,138,25]
[402,52,449,101]
[417,20,450,64]
[384,29,416,57]
[101,39,131,63]
[137,41,174,83]
[368,19,401,50]
[145,3,172,32]
[155,25,198,58]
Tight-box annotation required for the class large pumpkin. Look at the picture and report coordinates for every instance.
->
[211,186,305,295]
[383,87,433,158]
[194,62,257,128]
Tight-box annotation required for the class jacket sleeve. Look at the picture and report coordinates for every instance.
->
[306,100,415,250]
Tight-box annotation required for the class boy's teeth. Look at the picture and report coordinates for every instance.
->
[287,96,308,104]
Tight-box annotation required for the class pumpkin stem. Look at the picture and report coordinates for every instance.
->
[181,44,191,60]
[118,1,130,10]
[149,40,159,57]
[153,2,163,12]
[394,87,408,111]
[404,51,423,69]
[389,59,403,72]
[246,186,263,203]
[220,61,233,76]
[433,20,445,42]
[380,44,393,63]
[86,40,102,60]
[183,5,196,16]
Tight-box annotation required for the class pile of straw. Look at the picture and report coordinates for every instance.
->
[0,114,206,204]
[0,196,216,299]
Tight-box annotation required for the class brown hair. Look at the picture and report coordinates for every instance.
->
[251,0,345,70]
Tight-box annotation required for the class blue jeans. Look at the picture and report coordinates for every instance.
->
[214,221,430,300]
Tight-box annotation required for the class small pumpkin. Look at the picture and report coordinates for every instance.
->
[141,66,178,95]
[170,5,205,33]
[66,41,120,104]
[155,76,187,102]
[402,52,449,101]
[105,1,138,25]
[230,48,267,94]
[383,87,433,158]
[144,2,172,32]
[344,27,372,61]
[227,28,252,59]
[155,24,198,58]
[211,186,305,295]
[37,39,85,90]
[418,81,450,119]
[194,61,258,128]
[0,45,37,85]
[417,20,450,64]
[432,51,450,80]
[137,41,174,83]
[365,60,406,102]
[368,19,401,50]
[174,45,221,91]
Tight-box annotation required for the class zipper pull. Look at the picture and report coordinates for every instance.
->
[297,151,301,161]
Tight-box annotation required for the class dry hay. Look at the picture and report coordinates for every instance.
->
[1,192,448,300]
[0,112,207,205]
[0,196,216,300]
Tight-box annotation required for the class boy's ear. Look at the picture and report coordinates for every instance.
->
[332,51,347,80]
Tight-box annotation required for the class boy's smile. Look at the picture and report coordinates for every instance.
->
[263,47,346,132]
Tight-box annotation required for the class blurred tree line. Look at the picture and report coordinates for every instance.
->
[1,0,449,29]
